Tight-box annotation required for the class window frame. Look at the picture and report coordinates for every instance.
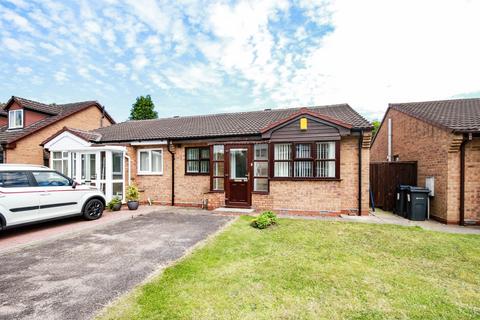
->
[209,145,225,192]
[137,149,163,175]
[270,141,340,181]
[51,151,69,177]
[185,147,210,175]
[8,109,24,129]
[252,143,269,194]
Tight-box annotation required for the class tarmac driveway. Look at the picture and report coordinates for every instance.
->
[0,211,234,320]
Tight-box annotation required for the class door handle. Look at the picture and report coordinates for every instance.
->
[40,193,51,196]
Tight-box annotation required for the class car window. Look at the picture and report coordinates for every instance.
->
[0,172,32,188]
[32,171,71,187]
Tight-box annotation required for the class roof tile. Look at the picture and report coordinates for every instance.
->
[390,98,480,132]
[94,104,371,142]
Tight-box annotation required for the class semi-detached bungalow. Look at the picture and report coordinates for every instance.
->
[42,105,373,215]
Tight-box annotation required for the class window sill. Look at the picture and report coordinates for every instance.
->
[270,178,342,182]
[185,173,210,176]
[208,190,224,193]
[137,172,163,176]
[252,191,269,195]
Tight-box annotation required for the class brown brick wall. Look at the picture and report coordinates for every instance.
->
[128,144,210,207]
[370,108,469,223]
[464,139,480,223]
[6,106,112,165]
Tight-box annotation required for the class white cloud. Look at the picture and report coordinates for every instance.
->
[39,42,62,55]
[5,0,30,9]
[131,54,149,70]
[124,0,170,33]
[267,0,480,119]
[2,0,479,121]
[54,69,68,83]
[162,63,222,90]
[150,73,169,89]
[114,62,129,75]
[1,8,35,33]
[2,37,34,52]
[16,66,32,74]
[77,66,91,79]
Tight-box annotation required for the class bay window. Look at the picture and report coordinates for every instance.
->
[211,145,224,191]
[138,149,163,174]
[8,109,23,129]
[273,141,338,179]
[186,147,210,174]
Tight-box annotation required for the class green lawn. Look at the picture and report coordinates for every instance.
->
[98,217,480,320]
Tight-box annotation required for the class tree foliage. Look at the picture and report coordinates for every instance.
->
[372,120,381,137]
[129,95,158,120]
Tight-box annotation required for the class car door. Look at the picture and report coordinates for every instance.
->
[0,171,40,227]
[32,171,83,219]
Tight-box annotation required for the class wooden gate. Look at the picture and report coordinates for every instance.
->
[370,161,417,211]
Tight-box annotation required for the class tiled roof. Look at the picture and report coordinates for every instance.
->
[40,126,103,146]
[94,104,371,142]
[0,97,115,145]
[7,96,63,115]
[390,98,480,132]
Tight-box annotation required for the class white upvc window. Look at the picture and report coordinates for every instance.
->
[51,151,69,176]
[8,109,23,129]
[137,149,163,175]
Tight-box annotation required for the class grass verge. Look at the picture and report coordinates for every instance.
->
[98,216,480,320]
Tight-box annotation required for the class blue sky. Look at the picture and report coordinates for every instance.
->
[1,0,479,123]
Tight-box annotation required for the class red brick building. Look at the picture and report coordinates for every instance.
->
[43,105,372,215]
[0,96,115,166]
[371,98,480,225]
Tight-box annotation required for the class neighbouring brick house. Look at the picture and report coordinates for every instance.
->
[42,105,372,215]
[0,96,115,166]
[370,98,480,225]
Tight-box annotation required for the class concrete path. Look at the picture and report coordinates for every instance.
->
[340,210,480,234]
[0,211,234,320]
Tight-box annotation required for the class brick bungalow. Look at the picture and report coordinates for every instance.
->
[0,96,115,167]
[42,105,372,215]
[370,98,480,225]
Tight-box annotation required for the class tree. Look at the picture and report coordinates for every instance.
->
[371,120,381,137]
[129,95,158,120]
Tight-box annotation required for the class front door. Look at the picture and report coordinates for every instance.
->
[225,145,251,207]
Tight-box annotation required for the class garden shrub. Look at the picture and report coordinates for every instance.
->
[251,211,278,229]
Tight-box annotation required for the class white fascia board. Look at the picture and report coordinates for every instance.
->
[44,132,91,150]
[130,140,168,146]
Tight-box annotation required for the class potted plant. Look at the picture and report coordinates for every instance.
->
[126,184,140,210]
[106,196,122,211]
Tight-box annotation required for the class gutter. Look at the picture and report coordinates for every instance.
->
[167,139,175,206]
[358,130,363,215]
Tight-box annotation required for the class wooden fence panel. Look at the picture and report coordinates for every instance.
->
[370,161,417,211]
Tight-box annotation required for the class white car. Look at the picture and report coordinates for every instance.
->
[0,164,106,230]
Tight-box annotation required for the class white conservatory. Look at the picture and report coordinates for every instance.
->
[43,130,130,202]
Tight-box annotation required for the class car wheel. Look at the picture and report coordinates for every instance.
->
[83,198,104,220]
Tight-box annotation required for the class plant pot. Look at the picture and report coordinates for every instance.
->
[127,201,139,210]
[112,203,122,211]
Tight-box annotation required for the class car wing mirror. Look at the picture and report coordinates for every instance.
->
[72,181,78,189]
